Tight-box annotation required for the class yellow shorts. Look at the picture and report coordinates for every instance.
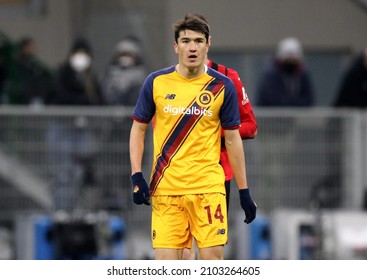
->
[151,193,228,249]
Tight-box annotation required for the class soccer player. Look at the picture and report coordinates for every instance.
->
[181,13,258,260]
[129,14,257,260]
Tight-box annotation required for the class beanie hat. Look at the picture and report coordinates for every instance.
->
[70,37,92,56]
[114,39,141,56]
[276,37,303,60]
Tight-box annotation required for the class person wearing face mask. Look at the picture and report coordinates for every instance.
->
[99,37,147,211]
[101,36,147,105]
[256,37,315,107]
[46,37,104,212]
[47,37,103,105]
[253,38,315,220]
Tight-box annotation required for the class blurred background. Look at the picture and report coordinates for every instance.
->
[0,0,367,260]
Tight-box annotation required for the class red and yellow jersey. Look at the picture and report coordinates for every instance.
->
[132,65,240,196]
[208,60,258,181]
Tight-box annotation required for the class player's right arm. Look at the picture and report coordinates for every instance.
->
[129,120,151,205]
[129,73,155,205]
[129,71,158,174]
[129,120,148,174]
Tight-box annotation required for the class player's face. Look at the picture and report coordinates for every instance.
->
[174,29,208,71]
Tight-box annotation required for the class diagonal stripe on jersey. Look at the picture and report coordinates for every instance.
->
[149,78,225,195]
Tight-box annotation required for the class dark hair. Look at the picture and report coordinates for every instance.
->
[184,13,209,25]
[173,14,210,43]
[70,37,92,55]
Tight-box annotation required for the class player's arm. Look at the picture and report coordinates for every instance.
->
[238,102,258,139]
[129,120,150,205]
[130,72,156,173]
[129,120,148,174]
[224,128,257,223]
[227,68,258,139]
[223,129,248,189]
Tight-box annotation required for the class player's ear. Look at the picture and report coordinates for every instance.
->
[173,41,178,54]
[208,35,212,47]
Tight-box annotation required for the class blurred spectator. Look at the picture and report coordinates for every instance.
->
[256,37,315,107]
[0,36,8,103]
[254,38,316,201]
[334,48,367,108]
[48,37,103,105]
[0,31,16,104]
[101,36,146,105]
[0,44,5,98]
[46,37,104,211]
[99,37,147,210]
[5,36,53,105]
[328,48,367,208]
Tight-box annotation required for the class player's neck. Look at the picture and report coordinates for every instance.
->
[204,57,210,66]
[176,64,206,79]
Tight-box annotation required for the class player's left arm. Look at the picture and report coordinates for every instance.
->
[223,129,248,189]
[224,128,257,223]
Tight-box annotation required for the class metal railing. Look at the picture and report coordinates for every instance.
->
[1,105,366,259]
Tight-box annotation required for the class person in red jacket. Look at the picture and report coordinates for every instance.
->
[207,59,258,209]
[182,14,258,260]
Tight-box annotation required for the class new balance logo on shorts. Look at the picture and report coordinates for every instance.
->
[217,228,226,235]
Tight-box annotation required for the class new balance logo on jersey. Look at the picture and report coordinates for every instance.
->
[165,94,176,100]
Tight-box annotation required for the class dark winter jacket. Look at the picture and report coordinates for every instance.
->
[257,60,315,107]
[334,53,367,108]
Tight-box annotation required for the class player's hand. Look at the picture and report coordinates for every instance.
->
[131,172,150,205]
[239,188,257,224]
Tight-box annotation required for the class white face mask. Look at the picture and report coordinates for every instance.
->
[70,53,91,72]
[118,55,135,67]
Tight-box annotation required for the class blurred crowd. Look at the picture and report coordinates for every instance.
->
[256,36,367,109]
[1,31,366,110]
[0,31,148,211]
[0,31,147,107]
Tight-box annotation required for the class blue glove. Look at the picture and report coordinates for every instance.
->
[239,189,257,224]
[131,172,150,205]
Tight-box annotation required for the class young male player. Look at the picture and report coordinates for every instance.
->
[129,14,257,260]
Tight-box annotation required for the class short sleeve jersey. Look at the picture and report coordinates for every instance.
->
[132,65,240,196]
